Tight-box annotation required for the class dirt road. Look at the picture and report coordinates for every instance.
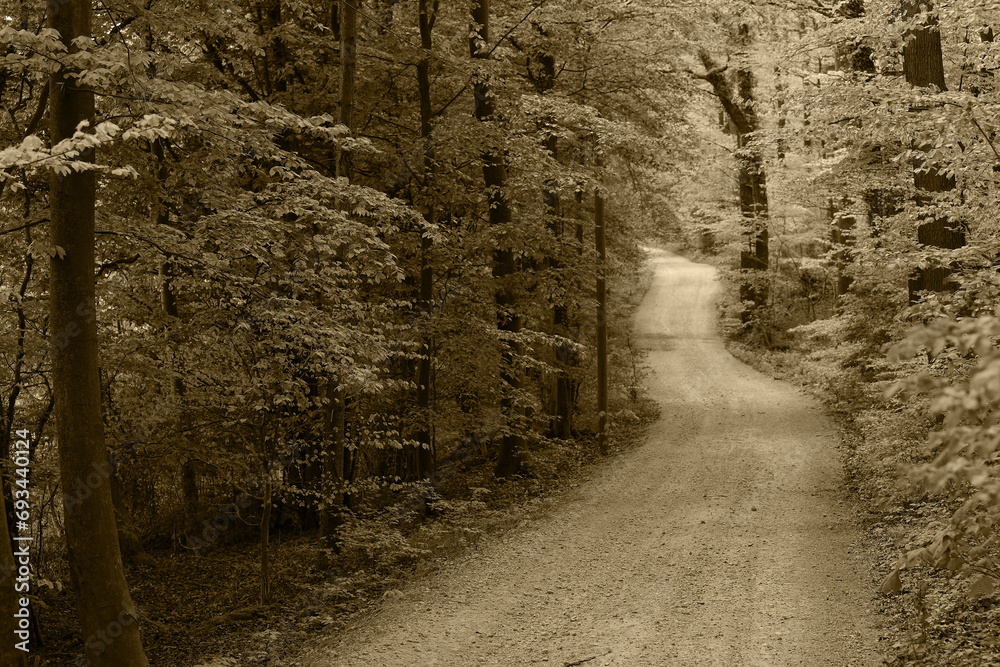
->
[303,250,886,666]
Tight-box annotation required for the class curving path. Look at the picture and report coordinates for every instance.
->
[301,249,886,666]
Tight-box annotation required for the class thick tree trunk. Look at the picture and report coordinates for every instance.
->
[470,0,523,478]
[697,42,769,314]
[48,0,149,663]
[901,0,965,302]
[902,0,946,90]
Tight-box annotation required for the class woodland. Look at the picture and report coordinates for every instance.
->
[0,0,999,664]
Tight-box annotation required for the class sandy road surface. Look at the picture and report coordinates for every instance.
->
[302,250,886,666]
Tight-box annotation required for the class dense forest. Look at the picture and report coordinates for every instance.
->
[1,0,999,663]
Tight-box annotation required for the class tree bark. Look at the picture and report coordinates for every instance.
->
[470,0,523,477]
[414,0,437,482]
[337,0,358,178]
[832,214,856,296]
[901,0,965,302]
[697,41,769,314]
[902,0,946,90]
[48,0,149,662]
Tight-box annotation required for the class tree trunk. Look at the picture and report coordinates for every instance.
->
[337,0,358,178]
[319,0,360,541]
[48,0,149,662]
[832,214,856,296]
[260,474,271,603]
[151,138,201,544]
[414,0,437,482]
[105,451,144,564]
[319,384,346,542]
[549,132,574,440]
[902,0,946,90]
[470,0,523,478]
[901,0,964,302]
[967,25,995,97]
[697,40,769,315]
[594,154,608,456]
[526,32,572,440]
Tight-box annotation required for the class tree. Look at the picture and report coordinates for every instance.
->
[594,150,608,455]
[901,0,965,302]
[413,0,438,482]
[47,0,149,662]
[470,0,524,478]
[694,28,770,316]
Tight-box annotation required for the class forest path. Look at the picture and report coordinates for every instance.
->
[301,249,886,666]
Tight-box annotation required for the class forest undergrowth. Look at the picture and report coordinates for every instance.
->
[33,396,662,667]
[27,261,660,667]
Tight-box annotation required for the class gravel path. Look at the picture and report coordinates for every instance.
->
[302,250,887,666]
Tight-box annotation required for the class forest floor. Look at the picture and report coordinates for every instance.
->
[297,250,891,666]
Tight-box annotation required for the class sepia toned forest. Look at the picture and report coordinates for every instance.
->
[1,0,999,663]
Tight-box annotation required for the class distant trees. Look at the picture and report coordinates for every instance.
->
[681,0,1000,639]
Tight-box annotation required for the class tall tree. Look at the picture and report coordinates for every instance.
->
[527,31,575,441]
[47,0,149,662]
[594,150,608,455]
[470,0,523,477]
[338,0,358,179]
[320,0,360,540]
[413,0,437,482]
[695,31,770,314]
[901,0,964,301]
